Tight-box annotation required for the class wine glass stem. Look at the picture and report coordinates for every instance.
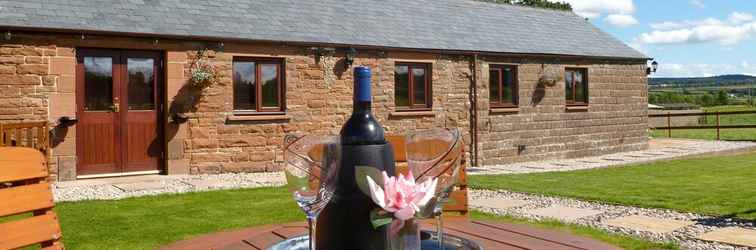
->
[437,213,444,250]
[308,216,317,250]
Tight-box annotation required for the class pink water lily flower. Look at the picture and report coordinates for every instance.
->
[366,171,438,221]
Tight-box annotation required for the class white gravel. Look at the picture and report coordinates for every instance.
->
[471,189,756,250]
[53,172,286,202]
[469,139,756,175]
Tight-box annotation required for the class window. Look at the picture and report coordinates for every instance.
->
[395,63,431,110]
[233,58,285,113]
[565,68,588,105]
[489,65,518,107]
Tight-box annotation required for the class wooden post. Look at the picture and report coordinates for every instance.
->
[716,111,720,140]
[667,112,672,138]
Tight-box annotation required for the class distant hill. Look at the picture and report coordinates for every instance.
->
[650,74,756,88]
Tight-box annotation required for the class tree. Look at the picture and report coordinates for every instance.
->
[716,90,729,106]
[699,93,714,107]
[483,0,572,11]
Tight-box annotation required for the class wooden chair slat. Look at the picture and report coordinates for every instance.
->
[443,190,468,214]
[0,147,47,163]
[4,128,13,145]
[386,135,407,162]
[14,128,21,146]
[0,160,47,183]
[37,125,46,151]
[26,127,34,148]
[0,213,62,250]
[0,183,54,217]
[457,167,467,185]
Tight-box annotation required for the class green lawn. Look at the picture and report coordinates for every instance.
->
[18,187,672,249]
[471,151,756,220]
[56,187,301,250]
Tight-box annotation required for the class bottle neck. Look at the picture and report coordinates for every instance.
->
[353,100,372,113]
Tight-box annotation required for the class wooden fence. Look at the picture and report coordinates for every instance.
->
[649,110,756,140]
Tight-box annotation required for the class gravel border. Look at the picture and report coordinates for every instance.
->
[53,172,286,202]
[469,139,756,175]
[471,189,756,250]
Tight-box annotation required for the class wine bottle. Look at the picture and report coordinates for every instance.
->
[340,66,386,145]
[316,66,396,250]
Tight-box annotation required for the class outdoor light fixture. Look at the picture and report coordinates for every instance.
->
[345,47,357,69]
[647,60,658,75]
[4,31,11,41]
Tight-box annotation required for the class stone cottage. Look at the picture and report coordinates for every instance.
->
[0,0,649,181]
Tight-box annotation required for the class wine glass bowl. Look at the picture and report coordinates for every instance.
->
[283,134,341,250]
[404,128,464,249]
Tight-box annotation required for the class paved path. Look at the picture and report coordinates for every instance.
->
[468,138,756,175]
[471,189,756,250]
[53,172,285,202]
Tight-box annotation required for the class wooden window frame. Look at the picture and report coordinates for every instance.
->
[489,65,518,108]
[232,57,286,115]
[565,68,588,106]
[395,62,432,111]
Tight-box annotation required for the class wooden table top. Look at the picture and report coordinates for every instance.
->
[160,218,620,250]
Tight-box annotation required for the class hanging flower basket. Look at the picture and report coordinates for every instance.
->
[538,65,562,87]
[189,52,219,89]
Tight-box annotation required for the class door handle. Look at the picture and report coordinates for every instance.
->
[111,97,120,112]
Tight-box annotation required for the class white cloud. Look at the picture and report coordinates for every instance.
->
[649,18,724,30]
[604,14,638,27]
[562,0,636,20]
[639,12,756,46]
[690,0,705,8]
[729,12,754,24]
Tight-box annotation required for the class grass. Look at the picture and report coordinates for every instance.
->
[470,151,756,220]
[55,187,301,250]
[471,211,678,250]
[4,186,670,249]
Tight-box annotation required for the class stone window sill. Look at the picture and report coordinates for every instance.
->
[389,110,436,118]
[490,107,519,114]
[565,105,589,112]
[227,114,290,122]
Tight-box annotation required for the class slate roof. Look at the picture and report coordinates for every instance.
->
[0,0,647,59]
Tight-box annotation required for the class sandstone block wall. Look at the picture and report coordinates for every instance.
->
[0,32,648,181]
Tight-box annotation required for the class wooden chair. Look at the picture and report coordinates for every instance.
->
[0,147,64,250]
[386,135,468,217]
[0,121,50,156]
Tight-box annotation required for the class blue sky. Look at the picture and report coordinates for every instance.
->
[565,0,756,77]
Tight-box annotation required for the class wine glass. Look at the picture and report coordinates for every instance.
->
[283,135,341,250]
[405,128,463,250]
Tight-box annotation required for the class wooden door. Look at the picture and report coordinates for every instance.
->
[76,49,163,176]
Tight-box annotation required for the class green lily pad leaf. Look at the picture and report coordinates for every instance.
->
[355,165,383,196]
[370,208,393,229]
